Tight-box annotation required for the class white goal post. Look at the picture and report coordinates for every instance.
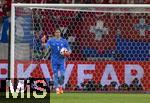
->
[10,3,150,79]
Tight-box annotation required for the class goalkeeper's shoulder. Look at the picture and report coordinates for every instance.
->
[47,37,54,42]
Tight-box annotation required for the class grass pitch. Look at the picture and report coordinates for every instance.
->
[0,92,149,103]
[50,93,150,103]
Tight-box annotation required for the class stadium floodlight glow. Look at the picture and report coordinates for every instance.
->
[11,4,150,93]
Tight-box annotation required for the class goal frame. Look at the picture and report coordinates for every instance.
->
[10,3,150,79]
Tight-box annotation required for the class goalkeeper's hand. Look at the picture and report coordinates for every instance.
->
[41,35,47,47]
[41,35,46,43]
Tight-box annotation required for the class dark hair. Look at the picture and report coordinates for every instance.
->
[51,28,61,37]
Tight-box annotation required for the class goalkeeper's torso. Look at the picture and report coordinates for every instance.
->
[47,37,68,64]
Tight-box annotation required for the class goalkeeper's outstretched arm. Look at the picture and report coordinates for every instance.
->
[42,45,50,60]
[41,35,51,60]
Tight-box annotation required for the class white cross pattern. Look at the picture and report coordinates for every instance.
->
[90,20,108,41]
[60,27,68,35]
[134,18,150,36]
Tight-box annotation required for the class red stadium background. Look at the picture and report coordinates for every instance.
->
[0,0,150,93]
[0,60,149,92]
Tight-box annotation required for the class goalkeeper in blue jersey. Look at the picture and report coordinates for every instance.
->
[42,29,71,95]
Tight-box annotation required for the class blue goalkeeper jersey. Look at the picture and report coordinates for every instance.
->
[46,37,71,64]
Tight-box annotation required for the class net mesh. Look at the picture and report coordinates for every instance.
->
[14,7,150,92]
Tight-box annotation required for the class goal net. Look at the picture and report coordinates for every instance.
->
[11,4,150,92]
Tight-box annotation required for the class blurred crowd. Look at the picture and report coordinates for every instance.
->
[0,0,11,43]
[0,0,11,19]
[14,0,150,4]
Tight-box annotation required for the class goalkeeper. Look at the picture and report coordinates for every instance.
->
[42,29,71,95]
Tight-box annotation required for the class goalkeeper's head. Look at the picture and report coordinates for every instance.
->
[54,29,61,39]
